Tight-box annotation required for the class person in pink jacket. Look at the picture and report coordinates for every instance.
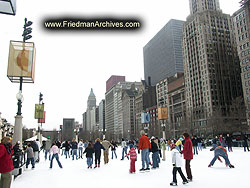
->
[50,143,63,169]
[125,145,137,174]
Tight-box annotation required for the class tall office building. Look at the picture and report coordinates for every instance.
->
[106,75,126,91]
[86,88,96,131]
[62,118,75,141]
[105,81,141,140]
[183,0,243,136]
[99,100,105,132]
[143,19,185,86]
[233,0,250,125]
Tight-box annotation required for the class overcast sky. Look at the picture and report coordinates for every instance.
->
[0,0,241,130]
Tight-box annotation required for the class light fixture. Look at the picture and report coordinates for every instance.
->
[0,0,16,15]
[16,91,24,102]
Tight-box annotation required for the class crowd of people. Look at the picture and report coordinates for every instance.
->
[0,132,249,187]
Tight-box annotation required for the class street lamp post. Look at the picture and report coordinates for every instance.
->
[12,18,33,147]
[74,128,79,142]
[103,129,106,140]
[161,120,166,140]
[13,90,24,146]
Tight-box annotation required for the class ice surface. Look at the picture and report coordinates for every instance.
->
[12,147,250,188]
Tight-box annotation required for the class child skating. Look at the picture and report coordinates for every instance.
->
[170,143,188,186]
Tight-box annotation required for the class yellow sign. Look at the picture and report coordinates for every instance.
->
[158,107,168,119]
[35,104,44,119]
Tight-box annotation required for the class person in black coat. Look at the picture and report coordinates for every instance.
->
[110,140,118,159]
[93,138,105,168]
[83,143,95,168]
[242,135,249,152]
[225,134,233,152]
[151,137,159,169]
[191,136,198,155]
[63,141,71,159]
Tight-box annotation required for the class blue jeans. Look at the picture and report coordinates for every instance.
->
[78,148,83,158]
[152,152,159,168]
[26,157,35,168]
[193,146,198,155]
[72,149,78,160]
[64,151,70,159]
[45,150,51,160]
[210,149,231,166]
[111,150,117,159]
[87,157,93,167]
[141,149,149,169]
[61,148,65,156]
[121,147,128,160]
[50,153,62,168]
[198,143,202,151]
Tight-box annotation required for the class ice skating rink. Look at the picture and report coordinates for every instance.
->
[12,147,249,188]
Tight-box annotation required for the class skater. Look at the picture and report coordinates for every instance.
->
[63,141,71,159]
[0,137,14,188]
[192,136,198,155]
[170,143,188,186]
[242,135,249,152]
[44,137,52,161]
[83,142,95,169]
[26,143,35,169]
[160,139,167,161]
[111,140,118,159]
[125,145,137,173]
[78,139,84,159]
[121,138,128,160]
[71,138,78,160]
[225,134,233,152]
[35,139,41,162]
[197,136,202,151]
[150,137,160,169]
[93,138,105,168]
[138,130,151,172]
[50,143,63,169]
[208,145,234,168]
[180,132,193,182]
[102,139,113,164]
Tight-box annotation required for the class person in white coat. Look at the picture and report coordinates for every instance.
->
[170,143,188,186]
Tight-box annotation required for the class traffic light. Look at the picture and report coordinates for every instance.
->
[39,92,43,103]
[22,18,33,42]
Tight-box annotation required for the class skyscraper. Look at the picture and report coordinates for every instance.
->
[143,19,185,86]
[232,0,250,126]
[183,0,243,136]
[86,88,96,131]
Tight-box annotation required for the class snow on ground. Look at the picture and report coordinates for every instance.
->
[12,147,250,188]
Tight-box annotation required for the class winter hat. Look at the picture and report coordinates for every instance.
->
[170,143,176,150]
[151,136,155,140]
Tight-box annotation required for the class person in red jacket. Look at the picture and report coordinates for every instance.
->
[0,136,14,188]
[180,132,193,181]
[138,130,151,171]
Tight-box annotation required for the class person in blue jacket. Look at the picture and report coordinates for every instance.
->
[93,138,105,168]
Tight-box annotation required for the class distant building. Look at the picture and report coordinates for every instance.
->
[99,99,105,133]
[86,88,96,131]
[122,89,137,139]
[62,118,75,141]
[135,79,157,138]
[106,75,126,91]
[105,81,141,140]
[143,19,185,86]
[167,73,187,138]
